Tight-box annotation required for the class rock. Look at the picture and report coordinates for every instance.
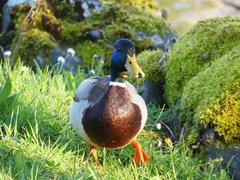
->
[200,128,216,145]
[197,52,211,62]
[141,79,164,105]
[1,0,35,33]
[223,0,240,10]
[206,146,240,180]
[3,1,177,73]
[135,31,146,40]
[25,46,83,73]
[161,9,168,20]
[6,0,35,8]
[34,55,45,69]
[164,16,240,147]
[50,47,83,73]
[165,16,240,107]
[1,4,11,33]
[137,49,164,84]
[0,0,8,9]
[150,34,165,48]
[68,3,177,71]
[135,31,177,52]
[86,29,102,41]
[0,45,4,60]
[74,0,101,20]
[163,30,178,51]
[137,50,166,105]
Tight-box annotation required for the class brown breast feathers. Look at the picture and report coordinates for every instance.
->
[82,85,142,149]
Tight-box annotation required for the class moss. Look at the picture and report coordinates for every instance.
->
[0,4,31,47]
[47,0,77,19]
[203,87,240,143]
[60,3,172,71]
[164,16,240,105]
[74,40,111,70]
[180,46,240,143]
[137,50,164,83]
[0,31,16,47]
[70,3,171,71]
[15,29,55,66]
[101,4,170,36]
[9,1,62,66]
[60,4,172,48]
[101,0,160,12]
[23,0,63,39]
[59,20,91,43]
[9,1,173,70]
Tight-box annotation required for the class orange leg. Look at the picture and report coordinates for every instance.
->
[131,139,150,165]
[87,145,104,170]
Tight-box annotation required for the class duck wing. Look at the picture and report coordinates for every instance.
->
[74,76,111,107]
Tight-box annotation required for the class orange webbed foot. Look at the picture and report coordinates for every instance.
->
[131,139,150,165]
[88,144,104,171]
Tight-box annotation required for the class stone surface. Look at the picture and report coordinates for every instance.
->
[141,79,164,105]
[6,0,35,7]
[74,0,101,19]
[50,47,83,73]
[0,45,4,60]
[1,0,177,75]
[86,29,102,41]
[206,146,240,180]
[200,128,216,145]
[135,30,177,52]
[161,8,168,20]
[224,0,240,9]
[1,0,35,33]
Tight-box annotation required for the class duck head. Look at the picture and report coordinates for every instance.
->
[110,39,145,81]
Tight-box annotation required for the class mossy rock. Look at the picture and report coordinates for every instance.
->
[48,0,101,21]
[14,29,55,66]
[10,0,62,66]
[9,1,174,71]
[137,50,164,84]
[164,16,240,105]
[101,0,160,12]
[86,4,171,38]
[26,0,63,39]
[60,4,173,70]
[47,0,77,19]
[73,40,111,70]
[180,46,240,144]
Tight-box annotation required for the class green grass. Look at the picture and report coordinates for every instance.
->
[0,62,229,179]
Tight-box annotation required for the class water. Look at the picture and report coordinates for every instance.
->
[155,0,240,34]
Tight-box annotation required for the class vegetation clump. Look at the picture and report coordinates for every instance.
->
[14,29,55,66]
[48,0,77,19]
[62,3,171,65]
[73,40,111,69]
[203,87,240,143]
[58,3,173,71]
[164,16,240,144]
[101,0,160,12]
[10,0,61,66]
[165,16,240,105]
[137,50,164,84]
[7,1,173,71]
[180,47,240,143]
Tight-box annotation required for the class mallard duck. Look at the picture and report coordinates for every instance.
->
[70,39,150,168]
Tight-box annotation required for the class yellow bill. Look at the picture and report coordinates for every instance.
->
[125,54,145,79]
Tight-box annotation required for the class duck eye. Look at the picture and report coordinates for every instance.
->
[128,48,134,56]
[129,61,132,64]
